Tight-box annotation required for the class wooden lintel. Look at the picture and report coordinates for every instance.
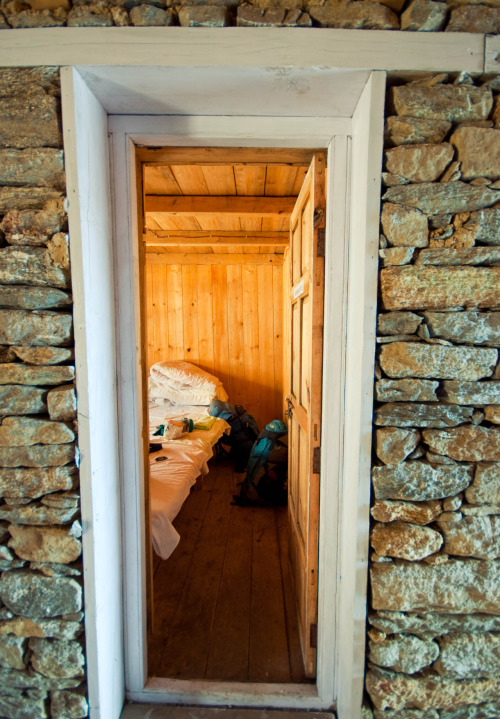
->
[143,230,289,246]
[145,253,284,265]
[145,195,295,216]
[138,147,316,166]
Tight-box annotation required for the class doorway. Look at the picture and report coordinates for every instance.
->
[139,149,325,685]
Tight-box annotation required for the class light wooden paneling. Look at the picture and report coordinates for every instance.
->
[145,259,284,429]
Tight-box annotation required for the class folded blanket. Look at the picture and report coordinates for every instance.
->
[149,361,228,406]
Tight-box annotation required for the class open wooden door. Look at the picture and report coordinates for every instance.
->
[287,153,325,679]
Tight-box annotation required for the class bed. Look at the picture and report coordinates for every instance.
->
[147,362,230,560]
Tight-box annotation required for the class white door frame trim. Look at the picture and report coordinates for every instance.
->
[61,62,384,719]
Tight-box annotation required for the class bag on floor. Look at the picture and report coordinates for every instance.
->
[209,400,259,472]
[233,419,288,506]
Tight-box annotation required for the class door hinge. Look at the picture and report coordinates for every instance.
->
[313,446,321,474]
[317,227,325,258]
[310,623,318,648]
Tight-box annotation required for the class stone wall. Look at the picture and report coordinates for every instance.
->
[0,0,499,30]
[0,68,87,719]
[366,74,500,719]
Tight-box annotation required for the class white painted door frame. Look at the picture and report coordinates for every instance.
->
[61,63,384,719]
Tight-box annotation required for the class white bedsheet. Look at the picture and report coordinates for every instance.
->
[149,404,230,560]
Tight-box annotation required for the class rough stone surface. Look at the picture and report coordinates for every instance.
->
[440,703,500,718]
[380,266,500,311]
[179,4,228,24]
[466,463,500,506]
[0,417,74,447]
[446,4,500,33]
[485,405,500,423]
[423,426,500,462]
[0,95,61,149]
[0,467,75,501]
[375,378,439,402]
[0,617,82,640]
[369,633,440,674]
[0,286,72,310]
[10,346,73,365]
[0,364,74,386]
[0,444,75,468]
[385,143,454,183]
[423,311,500,346]
[376,427,420,464]
[309,2,399,28]
[368,610,500,639]
[0,187,62,213]
[8,522,81,563]
[391,85,493,123]
[441,380,500,405]
[0,693,47,718]
[379,342,498,379]
[371,558,500,614]
[439,515,500,559]
[0,635,26,670]
[371,520,443,560]
[0,246,70,289]
[400,0,446,30]
[385,116,452,147]
[381,203,428,248]
[47,385,77,422]
[415,247,500,266]
[383,182,500,216]
[434,632,500,680]
[0,571,82,618]
[379,247,415,266]
[130,4,174,24]
[67,6,113,25]
[366,666,500,711]
[378,312,423,336]
[468,208,500,246]
[29,638,84,678]
[451,127,500,181]
[0,385,47,416]
[0,149,65,190]
[51,689,88,719]
[374,402,474,427]
[0,504,78,526]
[0,310,72,346]
[372,461,472,501]
[371,499,442,525]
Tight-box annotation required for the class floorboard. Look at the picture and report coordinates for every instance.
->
[148,459,308,683]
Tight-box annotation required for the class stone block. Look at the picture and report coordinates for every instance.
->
[375,379,439,402]
[371,558,500,615]
[379,247,415,266]
[180,5,229,25]
[450,126,500,182]
[423,426,500,462]
[0,504,78,525]
[0,443,75,468]
[0,246,70,289]
[465,208,500,246]
[440,702,500,718]
[0,417,74,447]
[366,666,500,711]
[0,287,72,310]
[0,364,74,386]
[440,515,500,559]
[67,6,113,24]
[6,8,68,27]
[369,610,500,639]
[371,499,442,525]
[129,4,174,24]
[0,635,27,669]
[381,203,428,248]
[380,267,500,311]
[435,633,500,679]
[369,633,440,673]
[0,95,61,149]
[47,385,77,421]
[371,520,443,560]
[415,247,500,266]
[374,402,474,428]
[0,693,48,718]
[423,311,500,346]
[0,186,63,213]
[379,342,498,379]
[0,385,47,416]
[11,346,73,365]
[0,466,76,499]
[400,0,446,30]
[0,310,72,346]
[51,689,88,719]
[9,522,81,564]
[372,461,472,501]
[378,312,423,336]
[485,406,500,423]
[383,182,500,215]
[391,85,493,123]
[0,68,60,98]
[29,638,85,678]
[237,5,285,25]
[0,148,65,190]
[0,616,82,640]
[441,380,500,405]
[385,116,452,147]
[0,571,82,618]
[308,1,399,28]
[385,143,454,183]
[376,427,420,464]
[446,5,500,33]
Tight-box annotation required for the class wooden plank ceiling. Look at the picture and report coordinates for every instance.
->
[142,155,310,258]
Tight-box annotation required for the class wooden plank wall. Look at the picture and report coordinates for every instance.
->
[145,260,284,429]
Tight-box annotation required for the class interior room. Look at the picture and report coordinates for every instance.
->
[139,148,324,685]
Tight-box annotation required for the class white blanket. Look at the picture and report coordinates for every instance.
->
[149,360,228,406]
[149,404,230,560]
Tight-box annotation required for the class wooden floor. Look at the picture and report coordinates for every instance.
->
[148,460,309,684]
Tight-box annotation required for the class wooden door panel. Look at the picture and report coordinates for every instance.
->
[287,153,325,679]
